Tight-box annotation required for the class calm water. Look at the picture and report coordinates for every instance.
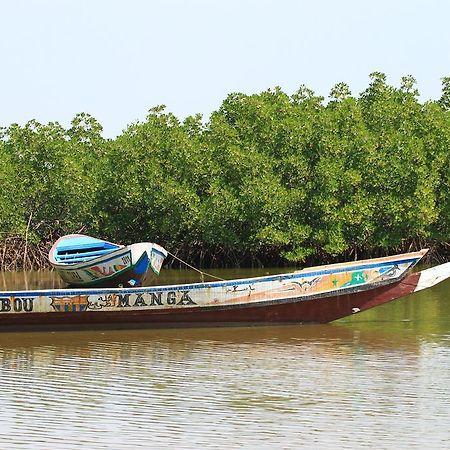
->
[0,269,449,449]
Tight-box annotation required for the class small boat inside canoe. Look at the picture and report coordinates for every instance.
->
[48,234,168,288]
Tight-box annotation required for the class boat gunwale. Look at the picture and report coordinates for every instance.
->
[0,251,426,297]
[50,247,133,269]
[295,249,428,273]
[48,233,122,262]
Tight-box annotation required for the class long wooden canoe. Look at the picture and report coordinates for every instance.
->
[1,249,449,331]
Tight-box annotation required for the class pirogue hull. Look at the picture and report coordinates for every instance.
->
[1,250,449,331]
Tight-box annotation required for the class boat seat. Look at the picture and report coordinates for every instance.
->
[54,248,118,264]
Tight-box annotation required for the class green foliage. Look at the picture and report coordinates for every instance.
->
[0,74,449,266]
[0,135,26,235]
[0,115,105,243]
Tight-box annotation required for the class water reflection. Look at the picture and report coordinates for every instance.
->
[0,270,449,449]
[0,269,66,291]
[0,324,449,449]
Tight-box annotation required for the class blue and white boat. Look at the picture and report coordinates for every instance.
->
[48,234,167,288]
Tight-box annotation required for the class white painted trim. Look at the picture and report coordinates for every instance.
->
[414,262,450,292]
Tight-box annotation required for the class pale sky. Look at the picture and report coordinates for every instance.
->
[1,0,449,137]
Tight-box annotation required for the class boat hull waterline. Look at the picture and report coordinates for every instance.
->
[2,249,449,330]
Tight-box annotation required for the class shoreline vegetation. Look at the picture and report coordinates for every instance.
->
[1,72,449,271]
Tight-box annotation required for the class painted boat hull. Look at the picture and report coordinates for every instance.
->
[2,250,449,331]
[49,235,167,287]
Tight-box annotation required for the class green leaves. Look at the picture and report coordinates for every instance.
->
[0,118,105,241]
[0,74,449,266]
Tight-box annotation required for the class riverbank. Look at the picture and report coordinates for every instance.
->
[1,235,448,271]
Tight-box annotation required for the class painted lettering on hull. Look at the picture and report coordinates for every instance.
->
[0,291,198,314]
[0,297,34,312]
[85,291,197,310]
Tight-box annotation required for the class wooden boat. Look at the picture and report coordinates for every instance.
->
[48,234,168,288]
[2,249,449,331]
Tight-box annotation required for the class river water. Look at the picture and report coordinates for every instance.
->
[0,269,449,449]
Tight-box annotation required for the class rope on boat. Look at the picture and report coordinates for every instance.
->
[166,250,226,282]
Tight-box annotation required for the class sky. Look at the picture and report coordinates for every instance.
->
[1,0,449,138]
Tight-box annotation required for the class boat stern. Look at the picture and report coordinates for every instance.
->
[128,242,168,286]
